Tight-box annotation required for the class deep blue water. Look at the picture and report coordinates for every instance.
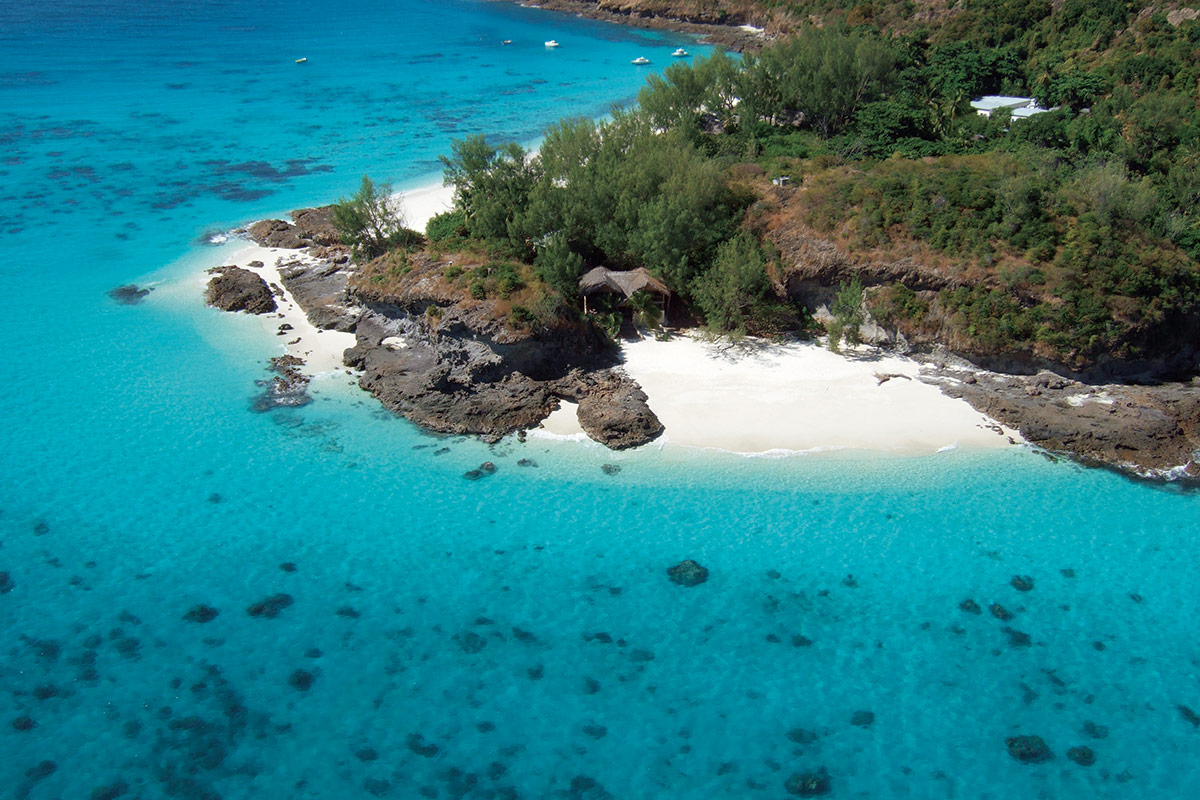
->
[2,2,1200,798]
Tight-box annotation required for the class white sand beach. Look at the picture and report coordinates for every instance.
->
[540,334,1020,454]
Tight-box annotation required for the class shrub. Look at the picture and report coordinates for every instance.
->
[426,209,468,243]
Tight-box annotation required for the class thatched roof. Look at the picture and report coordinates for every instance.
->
[579,267,671,298]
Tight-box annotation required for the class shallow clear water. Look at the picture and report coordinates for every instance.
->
[2,2,1200,798]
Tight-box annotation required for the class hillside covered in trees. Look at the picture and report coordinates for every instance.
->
[346,0,1200,378]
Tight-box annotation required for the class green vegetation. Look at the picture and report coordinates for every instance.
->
[827,279,865,351]
[332,176,422,260]
[351,2,1200,365]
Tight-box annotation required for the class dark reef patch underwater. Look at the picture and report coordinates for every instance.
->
[2,0,1200,797]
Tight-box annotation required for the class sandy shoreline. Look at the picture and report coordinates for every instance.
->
[539,334,1021,455]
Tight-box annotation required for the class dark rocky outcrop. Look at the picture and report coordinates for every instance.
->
[108,284,153,304]
[0,571,12,594]
[248,219,307,250]
[568,370,665,449]
[278,259,361,331]
[343,301,663,449]
[205,266,276,314]
[667,559,709,587]
[1006,735,1053,763]
[933,365,1200,480]
[247,205,345,252]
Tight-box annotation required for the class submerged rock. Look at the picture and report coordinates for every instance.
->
[205,266,277,314]
[454,631,487,654]
[1003,627,1032,648]
[108,284,153,304]
[989,603,1015,621]
[785,768,832,796]
[183,605,219,624]
[252,354,312,412]
[850,710,875,728]
[786,728,820,745]
[1006,735,1053,763]
[1011,575,1035,592]
[567,775,614,800]
[288,668,316,691]
[667,559,709,587]
[246,593,294,618]
[405,732,439,757]
[1067,745,1096,766]
[1179,705,1200,728]
[363,778,390,797]
[958,599,982,614]
[1082,720,1109,739]
[0,571,13,594]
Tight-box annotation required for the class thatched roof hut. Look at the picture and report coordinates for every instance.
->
[578,267,671,299]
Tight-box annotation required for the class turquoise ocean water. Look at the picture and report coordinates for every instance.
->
[2,1,1199,797]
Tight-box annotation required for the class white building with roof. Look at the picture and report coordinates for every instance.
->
[970,95,1054,119]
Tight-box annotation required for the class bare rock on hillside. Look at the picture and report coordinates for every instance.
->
[205,266,277,314]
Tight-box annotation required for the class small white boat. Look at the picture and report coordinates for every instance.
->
[502,40,512,45]
[631,56,651,65]
[294,57,307,64]
[671,48,689,57]
[545,40,560,48]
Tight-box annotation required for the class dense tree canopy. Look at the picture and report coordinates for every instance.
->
[405,3,1200,358]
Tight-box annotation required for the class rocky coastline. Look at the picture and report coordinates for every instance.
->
[202,200,1198,482]
[496,0,770,51]
[919,357,1200,482]
[205,206,664,449]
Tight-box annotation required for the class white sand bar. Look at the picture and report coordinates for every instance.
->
[618,335,1019,454]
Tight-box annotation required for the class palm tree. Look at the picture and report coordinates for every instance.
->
[626,290,663,335]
